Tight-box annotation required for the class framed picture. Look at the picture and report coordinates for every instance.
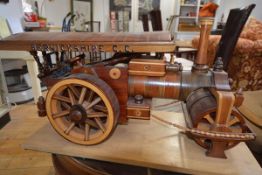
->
[71,0,93,31]
[138,0,160,20]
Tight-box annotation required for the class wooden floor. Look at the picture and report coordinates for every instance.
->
[0,101,55,175]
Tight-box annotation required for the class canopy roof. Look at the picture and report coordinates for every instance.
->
[0,32,176,52]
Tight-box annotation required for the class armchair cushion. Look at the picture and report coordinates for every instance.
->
[234,38,254,54]
[254,40,262,53]
[241,18,262,40]
[192,36,255,66]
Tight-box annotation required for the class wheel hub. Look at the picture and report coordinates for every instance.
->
[69,105,87,124]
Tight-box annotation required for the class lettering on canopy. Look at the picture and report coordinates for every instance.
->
[31,44,132,53]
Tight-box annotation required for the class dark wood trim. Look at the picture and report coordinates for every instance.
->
[0,112,10,129]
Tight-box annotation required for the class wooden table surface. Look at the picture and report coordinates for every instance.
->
[22,99,262,175]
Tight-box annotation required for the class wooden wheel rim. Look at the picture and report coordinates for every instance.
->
[195,109,246,150]
[46,78,115,145]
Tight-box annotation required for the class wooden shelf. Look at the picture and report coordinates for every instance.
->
[179,16,197,19]
[181,4,198,7]
[176,31,199,34]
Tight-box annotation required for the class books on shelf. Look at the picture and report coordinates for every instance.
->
[123,11,129,32]
[180,0,197,5]
[118,11,124,31]
[178,23,199,32]
[110,10,129,32]
[23,21,40,28]
[110,11,117,32]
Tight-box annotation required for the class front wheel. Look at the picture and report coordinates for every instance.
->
[45,73,120,145]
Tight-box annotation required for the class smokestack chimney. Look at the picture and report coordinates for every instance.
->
[192,18,214,72]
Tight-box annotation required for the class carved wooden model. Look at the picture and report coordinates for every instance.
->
[0,18,255,158]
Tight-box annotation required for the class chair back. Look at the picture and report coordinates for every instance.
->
[149,10,162,31]
[142,14,149,32]
[214,4,255,70]
[0,17,11,39]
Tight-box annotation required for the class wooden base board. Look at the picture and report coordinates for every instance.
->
[22,100,262,175]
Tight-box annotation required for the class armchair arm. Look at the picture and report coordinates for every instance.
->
[191,36,257,67]
[253,40,262,54]
[0,51,33,60]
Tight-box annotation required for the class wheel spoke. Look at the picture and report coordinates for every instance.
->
[68,85,80,98]
[53,95,71,103]
[53,110,70,119]
[93,105,108,113]
[94,118,106,133]
[68,88,76,105]
[85,119,99,129]
[64,122,75,134]
[78,87,87,104]
[85,123,90,141]
[61,102,71,110]
[204,114,215,124]
[227,117,240,126]
[82,101,90,111]
[87,90,94,103]
[85,97,102,110]
[87,112,107,118]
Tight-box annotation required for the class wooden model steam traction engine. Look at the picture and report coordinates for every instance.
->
[0,18,255,158]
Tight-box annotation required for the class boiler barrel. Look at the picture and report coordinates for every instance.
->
[128,72,181,99]
[179,71,214,100]
[128,71,216,101]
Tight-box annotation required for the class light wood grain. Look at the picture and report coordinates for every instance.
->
[22,99,262,175]
[0,97,55,175]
